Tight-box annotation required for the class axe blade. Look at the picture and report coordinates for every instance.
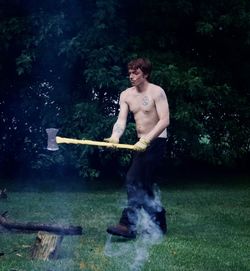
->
[46,128,59,151]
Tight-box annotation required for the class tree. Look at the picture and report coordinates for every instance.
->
[0,0,249,178]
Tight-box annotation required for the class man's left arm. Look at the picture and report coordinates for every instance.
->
[146,88,170,141]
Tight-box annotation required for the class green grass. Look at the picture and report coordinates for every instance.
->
[0,176,249,271]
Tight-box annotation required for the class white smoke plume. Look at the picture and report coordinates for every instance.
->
[104,184,165,271]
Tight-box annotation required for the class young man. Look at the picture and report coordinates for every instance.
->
[105,58,170,239]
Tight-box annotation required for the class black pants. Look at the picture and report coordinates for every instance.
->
[119,138,166,230]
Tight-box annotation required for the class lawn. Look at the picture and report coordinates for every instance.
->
[0,175,249,271]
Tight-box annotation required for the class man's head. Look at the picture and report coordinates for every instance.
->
[127,58,152,81]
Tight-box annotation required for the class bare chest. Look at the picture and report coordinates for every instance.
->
[126,94,156,115]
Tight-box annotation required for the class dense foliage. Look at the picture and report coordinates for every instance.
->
[0,0,249,178]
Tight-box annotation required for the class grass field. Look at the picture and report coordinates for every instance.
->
[0,175,249,271]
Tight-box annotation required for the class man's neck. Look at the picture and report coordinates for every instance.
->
[136,80,149,93]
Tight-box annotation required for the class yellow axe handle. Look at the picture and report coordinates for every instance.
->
[56,136,136,151]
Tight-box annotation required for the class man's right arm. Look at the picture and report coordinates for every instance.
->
[104,91,129,143]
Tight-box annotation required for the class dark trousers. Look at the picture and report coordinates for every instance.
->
[119,138,166,231]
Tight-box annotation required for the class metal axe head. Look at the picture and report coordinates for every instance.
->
[46,128,59,151]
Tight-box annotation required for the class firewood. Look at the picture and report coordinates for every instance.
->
[0,213,83,235]
[31,231,63,260]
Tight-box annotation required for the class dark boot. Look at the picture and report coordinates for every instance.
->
[107,208,138,239]
[107,224,136,239]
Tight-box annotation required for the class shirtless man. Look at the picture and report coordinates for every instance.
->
[105,58,170,239]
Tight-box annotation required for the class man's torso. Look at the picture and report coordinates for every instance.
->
[123,83,167,138]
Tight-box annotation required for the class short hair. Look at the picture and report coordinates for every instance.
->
[127,58,152,80]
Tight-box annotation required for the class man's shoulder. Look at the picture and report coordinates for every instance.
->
[149,83,165,95]
[119,88,133,103]
[149,84,168,103]
[120,87,134,97]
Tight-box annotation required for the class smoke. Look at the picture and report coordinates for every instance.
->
[104,234,132,257]
[129,209,163,271]
[104,185,165,271]
[104,208,164,271]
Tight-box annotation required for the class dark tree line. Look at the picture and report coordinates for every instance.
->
[0,0,249,178]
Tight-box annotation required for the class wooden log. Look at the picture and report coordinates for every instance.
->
[31,231,63,260]
[0,213,83,235]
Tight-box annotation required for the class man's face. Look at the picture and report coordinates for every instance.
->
[128,68,148,86]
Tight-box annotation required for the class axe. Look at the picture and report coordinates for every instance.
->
[46,128,136,151]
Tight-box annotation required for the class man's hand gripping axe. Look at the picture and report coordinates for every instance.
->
[46,128,136,151]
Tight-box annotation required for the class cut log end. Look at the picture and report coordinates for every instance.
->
[31,231,64,260]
